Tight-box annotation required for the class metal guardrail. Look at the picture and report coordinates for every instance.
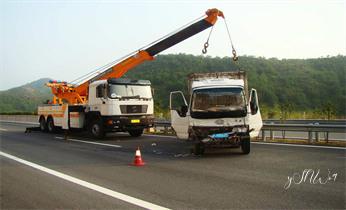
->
[263,119,346,125]
[155,120,346,126]
[153,121,346,142]
[1,115,345,142]
[261,124,346,143]
[262,123,346,132]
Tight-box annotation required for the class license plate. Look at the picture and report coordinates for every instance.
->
[131,119,140,123]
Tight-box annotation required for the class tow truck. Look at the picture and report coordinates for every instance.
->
[37,8,226,138]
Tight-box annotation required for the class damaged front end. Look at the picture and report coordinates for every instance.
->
[189,126,249,147]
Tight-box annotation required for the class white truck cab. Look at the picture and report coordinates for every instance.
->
[38,78,154,138]
[170,71,262,154]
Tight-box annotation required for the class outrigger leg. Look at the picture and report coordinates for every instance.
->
[24,127,41,133]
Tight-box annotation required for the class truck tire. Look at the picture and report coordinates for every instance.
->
[90,121,105,139]
[128,129,143,137]
[47,117,56,133]
[241,136,251,154]
[39,117,47,132]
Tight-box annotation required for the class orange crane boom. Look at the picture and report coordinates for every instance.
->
[47,8,224,104]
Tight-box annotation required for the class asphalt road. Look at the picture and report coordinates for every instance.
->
[0,122,345,209]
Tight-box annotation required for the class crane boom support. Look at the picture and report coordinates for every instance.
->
[48,8,224,104]
[146,19,213,56]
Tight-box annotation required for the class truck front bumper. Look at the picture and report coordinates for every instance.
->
[189,126,249,146]
[102,115,154,131]
[201,132,243,146]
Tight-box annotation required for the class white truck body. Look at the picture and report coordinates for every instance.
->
[170,71,263,154]
[38,78,154,138]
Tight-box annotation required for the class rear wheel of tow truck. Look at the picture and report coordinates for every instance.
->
[47,117,56,133]
[128,129,143,137]
[90,121,105,139]
[39,116,47,132]
[241,136,251,154]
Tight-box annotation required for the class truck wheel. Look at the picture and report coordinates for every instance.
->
[39,117,47,132]
[47,117,56,133]
[241,136,251,154]
[90,121,105,139]
[128,129,143,137]
[194,142,205,155]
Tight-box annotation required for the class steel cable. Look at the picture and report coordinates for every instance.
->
[69,14,206,86]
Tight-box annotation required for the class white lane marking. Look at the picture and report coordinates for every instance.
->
[0,128,8,131]
[0,151,170,210]
[55,137,122,148]
[252,142,346,150]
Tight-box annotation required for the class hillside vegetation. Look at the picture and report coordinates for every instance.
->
[0,78,52,114]
[0,55,345,119]
[125,54,346,118]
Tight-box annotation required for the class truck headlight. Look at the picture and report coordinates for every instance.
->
[232,126,247,133]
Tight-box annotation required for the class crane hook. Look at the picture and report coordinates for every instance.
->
[232,49,238,61]
[202,26,214,55]
[202,42,209,54]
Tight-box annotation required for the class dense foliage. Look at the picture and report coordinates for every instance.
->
[0,55,345,119]
[124,54,346,118]
[0,78,52,114]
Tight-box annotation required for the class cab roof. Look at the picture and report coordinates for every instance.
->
[107,78,151,86]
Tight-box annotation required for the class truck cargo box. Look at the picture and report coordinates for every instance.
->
[187,71,248,98]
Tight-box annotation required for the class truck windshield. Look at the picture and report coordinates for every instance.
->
[191,87,246,118]
[108,84,152,99]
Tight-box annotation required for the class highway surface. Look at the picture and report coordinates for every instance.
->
[1,122,345,209]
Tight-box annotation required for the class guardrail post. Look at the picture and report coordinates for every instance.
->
[262,130,265,142]
[270,130,274,140]
[282,131,286,139]
[325,132,329,143]
[308,131,312,143]
[315,131,319,142]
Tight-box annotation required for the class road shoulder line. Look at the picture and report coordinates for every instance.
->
[252,141,345,150]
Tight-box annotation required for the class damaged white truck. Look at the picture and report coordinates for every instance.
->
[170,71,263,155]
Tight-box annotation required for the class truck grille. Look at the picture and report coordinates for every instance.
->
[120,105,148,114]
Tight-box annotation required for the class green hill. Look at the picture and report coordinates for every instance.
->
[0,78,52,113]
[124,54,346,118]
[1,54,345,118]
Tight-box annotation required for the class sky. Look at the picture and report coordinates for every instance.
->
[1,0,345,90]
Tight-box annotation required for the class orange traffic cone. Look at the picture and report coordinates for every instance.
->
[132,147,145,166]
